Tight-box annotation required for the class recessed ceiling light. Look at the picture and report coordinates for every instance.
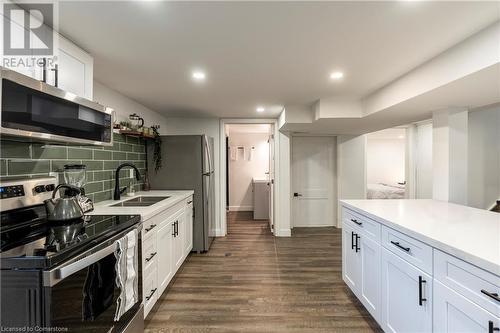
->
[192,71,206,81]
[256,106,265,113]
[329,71,344,80]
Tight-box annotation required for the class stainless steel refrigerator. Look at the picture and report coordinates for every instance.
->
[147,135,215,252]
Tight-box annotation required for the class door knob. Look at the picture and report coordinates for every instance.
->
[294,193,302,197]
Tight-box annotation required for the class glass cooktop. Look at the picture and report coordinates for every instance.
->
[0,204,140,269]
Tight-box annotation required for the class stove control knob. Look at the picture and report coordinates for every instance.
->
[45,184,55,192]
[34,185,46,194]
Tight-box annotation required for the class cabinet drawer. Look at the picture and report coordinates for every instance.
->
[343,207,381,241]
[434,249,500,316]
[382,226,432,274]
[143,265,158,318]
[143,201,185,236]
[142,232,157,271]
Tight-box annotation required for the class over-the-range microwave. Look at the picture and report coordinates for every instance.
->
[0,67,114,146]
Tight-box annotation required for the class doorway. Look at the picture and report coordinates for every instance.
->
[224,123,275,234]
[291,136,336,227]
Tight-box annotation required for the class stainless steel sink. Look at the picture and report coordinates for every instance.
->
[110,196,170,207]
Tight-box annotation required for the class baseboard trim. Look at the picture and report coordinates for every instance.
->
[228,205,253,211]
[275,228,291,237]
[293,224,335,228]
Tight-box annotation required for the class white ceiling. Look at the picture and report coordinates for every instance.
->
[58,1,500,118]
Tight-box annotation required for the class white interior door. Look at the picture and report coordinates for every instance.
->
[292,136,336,227]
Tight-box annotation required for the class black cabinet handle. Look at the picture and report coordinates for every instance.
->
[481,290,500,303]
[293,192,302,197]
[355,234,360,253]
[351,231,355,250]
[489,321,500,333]
[145,288,157,301]
[145,252,157,262]
[50,64,58,87]
[187,200,193,204]
[418,276,427,306]
[145,224,157,232]
[391,241,411,253]
[42,58,47,83]
[351,218,362,226]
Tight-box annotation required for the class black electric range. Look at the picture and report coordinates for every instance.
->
[0,177,144,332]
[1,204,140,269]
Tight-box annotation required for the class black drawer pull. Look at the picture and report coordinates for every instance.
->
[489,321,500,333]
[145,224,157,232]
[391,241,410,252]
[145,252,157,262]
[187,200,193,204]
[351,218,363,226]
[418,276,427,306]
[481,290,500,303]
[145,288,157,301]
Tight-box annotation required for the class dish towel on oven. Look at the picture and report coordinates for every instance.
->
[114,229,138,321]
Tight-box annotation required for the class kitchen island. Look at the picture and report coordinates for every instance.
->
[340,199,499,333]
[91,190,194,318]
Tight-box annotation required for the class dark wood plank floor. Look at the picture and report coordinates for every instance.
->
[145,211,382,333]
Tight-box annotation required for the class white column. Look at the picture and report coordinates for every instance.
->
[432,108,468,205]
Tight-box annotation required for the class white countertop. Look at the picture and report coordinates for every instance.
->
[89,190,194,221]
[341,199,500,276]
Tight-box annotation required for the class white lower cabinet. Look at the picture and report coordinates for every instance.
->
[342,221,381,321]
[359,234,381,320]
[434,280,500,333]
[381,248,432,333]
[341,206,500,333]
[342,223,361,292]
[173,212,185,271]
[157,221,174,295]
[142,196,194,318]
[184,201,194,254]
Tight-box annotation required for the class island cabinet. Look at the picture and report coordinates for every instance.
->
[341,204,500,333]
[342,209,381,322]
[142,195,194,318]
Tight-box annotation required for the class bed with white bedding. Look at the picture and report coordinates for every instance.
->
[367,183,405,199]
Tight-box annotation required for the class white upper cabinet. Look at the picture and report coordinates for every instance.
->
[2,5,93,100]
[56,36,93,100]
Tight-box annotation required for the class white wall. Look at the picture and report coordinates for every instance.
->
[162,117,222,234]
[228,132,270,211]
[93,80,169,134]
[468,105,500,210]
[337,135,366,226]
[366,138,405,185]
[432,109,468,204]
[415,122,433,199]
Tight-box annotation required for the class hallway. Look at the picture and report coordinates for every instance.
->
[145,212,381,332]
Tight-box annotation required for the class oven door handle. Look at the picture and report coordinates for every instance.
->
[43,242,117,287]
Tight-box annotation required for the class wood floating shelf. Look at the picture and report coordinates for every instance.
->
[114,129,156,140]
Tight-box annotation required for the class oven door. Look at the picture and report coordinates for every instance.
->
[42,226,142,332]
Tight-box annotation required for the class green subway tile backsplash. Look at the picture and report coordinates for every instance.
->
[1,141,31,159]
[68,148,93,160]
[32,145,68,160]
[0,134,148,203]
[94,150,112,160]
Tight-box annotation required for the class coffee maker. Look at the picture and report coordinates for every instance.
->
[63,164,94,213]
